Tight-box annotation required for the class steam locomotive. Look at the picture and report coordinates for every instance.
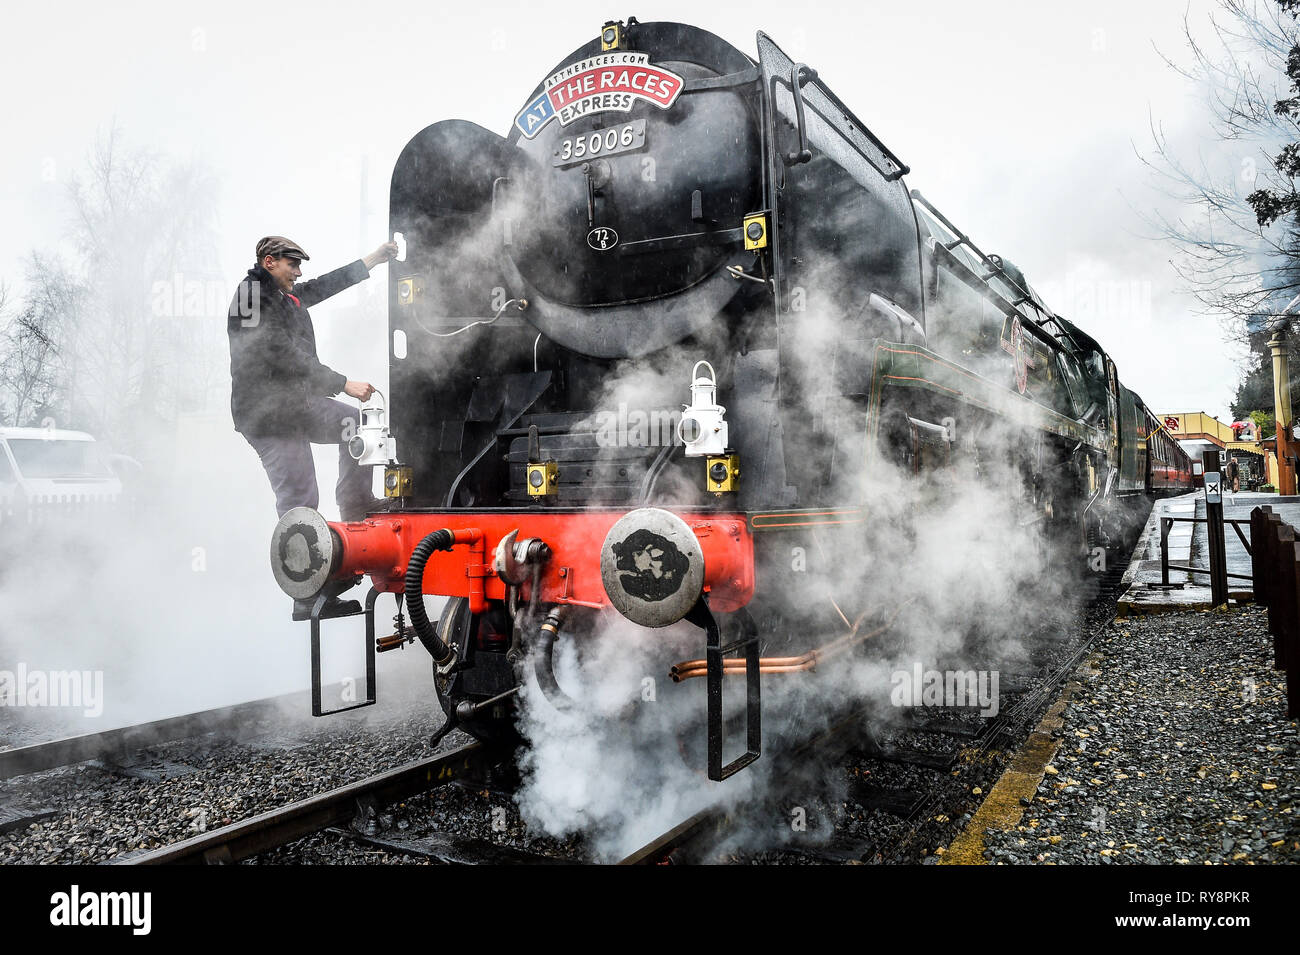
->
[269,19,1193,780]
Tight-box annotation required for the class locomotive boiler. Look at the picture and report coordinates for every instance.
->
[269,18,1192,780]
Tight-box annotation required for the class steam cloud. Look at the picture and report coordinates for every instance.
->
[506,302,1080,859]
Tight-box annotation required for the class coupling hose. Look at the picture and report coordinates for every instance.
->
[407,529,455,665]
[533,607,573,710]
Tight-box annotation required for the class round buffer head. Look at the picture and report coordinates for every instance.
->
[270,506,340,600]
[600,508,704,628]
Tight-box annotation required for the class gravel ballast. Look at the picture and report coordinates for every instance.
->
[982,606,1298,864]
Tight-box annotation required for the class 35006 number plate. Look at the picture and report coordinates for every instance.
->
[553,120,646,167]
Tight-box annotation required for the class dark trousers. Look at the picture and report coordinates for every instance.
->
[244,397,375,520]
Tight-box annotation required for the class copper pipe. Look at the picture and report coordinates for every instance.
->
[670,657,811,680]
[671,661,815,681]
[670,640,865,682]
[668,600,912,683]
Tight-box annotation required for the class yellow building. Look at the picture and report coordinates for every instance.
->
[1160,411,1274,487]
[1158,412,1235,446]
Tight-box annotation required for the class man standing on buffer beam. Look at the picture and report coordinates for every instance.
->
[227,234,398,620]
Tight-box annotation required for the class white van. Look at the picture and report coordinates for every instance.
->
[0,428,124,521]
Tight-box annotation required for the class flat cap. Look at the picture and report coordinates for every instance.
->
[255,235,310,262]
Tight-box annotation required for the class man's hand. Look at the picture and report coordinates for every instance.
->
[362,241,400,271]
[344,380,376,401]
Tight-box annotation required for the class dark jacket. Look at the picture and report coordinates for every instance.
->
[227,260,370,437]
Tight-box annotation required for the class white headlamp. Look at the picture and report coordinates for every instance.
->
[678,360,728,457]
[348,391,398,466]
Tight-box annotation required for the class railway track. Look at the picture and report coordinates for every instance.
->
[8,592,1119,866]
[617,631,1109,865]
[857,518,1142,863]
[6,509,1151,866]
[0,695,291,781]
[871,625,1109,863]
[119,741,505,864]
[114,702,871,865]
[618,517,1145,865]
[617,704,880,864]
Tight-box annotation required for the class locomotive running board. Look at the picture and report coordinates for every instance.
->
[309,587,378,717]
[686,601,761,780]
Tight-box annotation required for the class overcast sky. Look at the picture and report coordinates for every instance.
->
[0,0,1274,421]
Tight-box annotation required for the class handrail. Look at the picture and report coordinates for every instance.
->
[783,64,815,166]
[1159,515,1253,588]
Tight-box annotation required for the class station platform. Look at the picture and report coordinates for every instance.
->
[1113,492,1300,616]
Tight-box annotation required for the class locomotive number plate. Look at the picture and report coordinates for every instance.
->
[587,227,619,251]
[553,119,646,167]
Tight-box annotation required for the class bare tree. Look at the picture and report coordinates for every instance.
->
[0,283,14,424]
[1246,0,1300,224]
[0,125,224,449]
[0,257,85,427]
[1144,0,1300,325]
[5,309,62,427]
[56,125,221,444]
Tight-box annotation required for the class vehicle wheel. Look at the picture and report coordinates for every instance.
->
[430,597,523,745]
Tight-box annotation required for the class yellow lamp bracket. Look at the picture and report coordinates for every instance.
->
[384,465,413,500]
[525,424,558,498]
[526,460,559,498]
[397,276,424,306]
[706,453,740,495]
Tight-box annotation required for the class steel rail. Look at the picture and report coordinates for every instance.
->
[0,696,289,780]
[616,705,869,865]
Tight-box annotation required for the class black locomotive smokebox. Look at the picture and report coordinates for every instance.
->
[498,21,763,358]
